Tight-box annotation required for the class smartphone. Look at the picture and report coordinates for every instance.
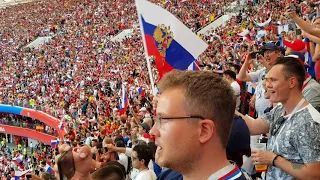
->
[290,4,296,11]
[249,52,263,59]
[296,29,302,35]
[26,174,32,179]
[58,150,75,180]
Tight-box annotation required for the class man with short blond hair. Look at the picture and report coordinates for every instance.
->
[150,70,247,180]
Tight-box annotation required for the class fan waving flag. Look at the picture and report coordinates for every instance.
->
[45,164,54,173]
[14,170,31,180]
[12,156,24,169]
[136,87,146,96]
[51,140,59,148]
[136,0,208,79]
[256,18,272,30]
[118,84,128,115]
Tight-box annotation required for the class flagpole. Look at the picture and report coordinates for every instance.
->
[135,0,156,93]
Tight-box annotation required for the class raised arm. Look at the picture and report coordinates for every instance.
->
[237,54,253,82]
[287,10,320,38]
[235,110,269,135]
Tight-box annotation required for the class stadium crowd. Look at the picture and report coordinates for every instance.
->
[0,0,320,179]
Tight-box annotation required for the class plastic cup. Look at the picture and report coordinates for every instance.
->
[251,143,268,172]
[250,135,260,144]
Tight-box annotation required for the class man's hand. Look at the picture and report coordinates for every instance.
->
[54,144,92,180]
[285,9,298,19]
[251,149,277,166]
[249,94,256,109]
[245,52,254,64]
[105,144,116,152]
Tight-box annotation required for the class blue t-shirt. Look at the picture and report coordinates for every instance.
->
[157,168,183,180]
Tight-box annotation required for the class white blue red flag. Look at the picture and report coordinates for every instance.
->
[304,38,312,68]
[118,84,128,115]
[136,0,208,79]
[14,170,30,180]
[136,87,146,96]
[256,18,272,30]
[12,156,24,169]
[51,140,59,148]
[187,61,200,71]
[45,164,54,173]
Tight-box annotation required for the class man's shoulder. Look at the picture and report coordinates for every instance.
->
[303,79,320,93]
[296,104,320,124]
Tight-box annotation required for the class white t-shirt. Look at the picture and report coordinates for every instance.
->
[249,68,270,117]
[231,81,241,111]
[118,153,128,172]
[135,169,157,180]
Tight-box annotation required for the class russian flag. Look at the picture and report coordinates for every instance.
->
[136,0,208,80]
[118,84,129,115]
[12,156,24,169]
[45,164,54,173]
[137,87,146,96]
[14,170,30,180]
[304,38,313,67]
[187,61,200,71]
[256,18,272,30]
[51,140,59,148]
[237,29,252,41]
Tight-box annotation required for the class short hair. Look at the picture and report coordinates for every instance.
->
[231,64,241,74]
[115,140,126,148]
[159,71,236,147]
[91,165,125,180]
[224,70,237,80]
[41,172,51,180]
[274,57,306,90]
[105,161,126,178]
[133,144,152,167]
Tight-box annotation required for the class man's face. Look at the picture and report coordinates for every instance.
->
[265,65,292,103]
[131,151,141,169]
[264,50,280,68]
[149,88,200,171]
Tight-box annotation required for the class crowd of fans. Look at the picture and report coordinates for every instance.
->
[1,0,320,179]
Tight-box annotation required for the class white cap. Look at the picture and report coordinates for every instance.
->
[139,107,147,112]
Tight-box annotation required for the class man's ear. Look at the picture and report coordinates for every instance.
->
[198,120,216,144]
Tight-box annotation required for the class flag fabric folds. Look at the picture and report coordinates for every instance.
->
[118,84,128,115]
[14,170,30,180]
[45,164,54,173]
[136,87,146,96]
[12,156,24,169]
[256,18,272,29]
[136,0,208,79]
[188,61,200,71]
[51,140,59,148]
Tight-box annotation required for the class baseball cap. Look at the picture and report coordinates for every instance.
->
[261,43,286,55]
[226,115,250,154]
[139,122,150,133]
[283,39,305,51]
[261,43,279,51]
